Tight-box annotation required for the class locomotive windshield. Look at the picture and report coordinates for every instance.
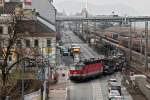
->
[70,64,84,70]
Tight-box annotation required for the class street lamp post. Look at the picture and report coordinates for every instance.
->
[17,42,24,100]
[21,56,25,100]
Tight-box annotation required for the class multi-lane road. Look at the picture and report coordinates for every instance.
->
[59,29,133,100]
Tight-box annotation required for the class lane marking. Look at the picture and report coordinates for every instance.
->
[65,87,68,100]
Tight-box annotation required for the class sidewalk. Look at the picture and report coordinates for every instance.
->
[48,68,68,100]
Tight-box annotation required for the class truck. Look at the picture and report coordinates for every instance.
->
[70,44,80,56]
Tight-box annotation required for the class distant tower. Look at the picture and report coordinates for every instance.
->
[85,0,88,17]
[81,8,88,17]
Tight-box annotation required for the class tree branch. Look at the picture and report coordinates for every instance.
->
[6,57,30,74]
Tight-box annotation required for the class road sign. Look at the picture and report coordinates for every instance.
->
[24,90,41,100]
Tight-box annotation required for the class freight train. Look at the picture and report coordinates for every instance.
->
[118,37,150,56]
[69,56,125,81]
[104,32,150,56]
[104,32,119,40]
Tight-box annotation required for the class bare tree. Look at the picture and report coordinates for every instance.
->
[0,4,32,99]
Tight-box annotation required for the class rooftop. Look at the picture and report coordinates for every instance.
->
[16,20,56,37]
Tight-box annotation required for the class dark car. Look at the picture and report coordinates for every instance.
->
[62,48,69,56]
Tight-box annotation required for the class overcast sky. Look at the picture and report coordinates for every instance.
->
[53,0,150,15]
[54,0,150,8]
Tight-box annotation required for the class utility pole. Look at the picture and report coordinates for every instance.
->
[81,21,84,41]
[87,19,90,43]
[82,21,83,34]
[76,21,78,32]
[145,21,148,71]
[85,0,89,43]
[21,58,25,100]
[129,22,132,61]
[94,20,97,45]
[18,42,24,100]
[140,32,143,61]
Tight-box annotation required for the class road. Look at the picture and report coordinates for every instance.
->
[62,30,104,59]
[56,29,133,100]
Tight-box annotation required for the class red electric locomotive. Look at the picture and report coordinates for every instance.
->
[69,58,104,81]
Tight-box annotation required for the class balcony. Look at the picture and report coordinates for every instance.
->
[0,15,13,24]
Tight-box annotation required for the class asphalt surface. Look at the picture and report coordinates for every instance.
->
[55,29,133,100]
[62,30,104,59]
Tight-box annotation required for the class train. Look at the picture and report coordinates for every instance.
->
[104,32,150,56]
[118,36,150,56]
[69,56,126,81]
[104,32,119,40]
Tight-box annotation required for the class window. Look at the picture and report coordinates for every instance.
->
[34,39,39,47]
[16,40,22,47]
[0,26,3,34]
[8,26,11,34]
[25,39,30,47]
[9,56,12,62]
[0,41,2,47]
[47,39,51,47]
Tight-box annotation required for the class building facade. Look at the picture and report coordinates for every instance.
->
[0,0,57,65]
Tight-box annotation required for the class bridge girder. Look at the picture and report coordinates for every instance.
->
[56,16,150,22]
